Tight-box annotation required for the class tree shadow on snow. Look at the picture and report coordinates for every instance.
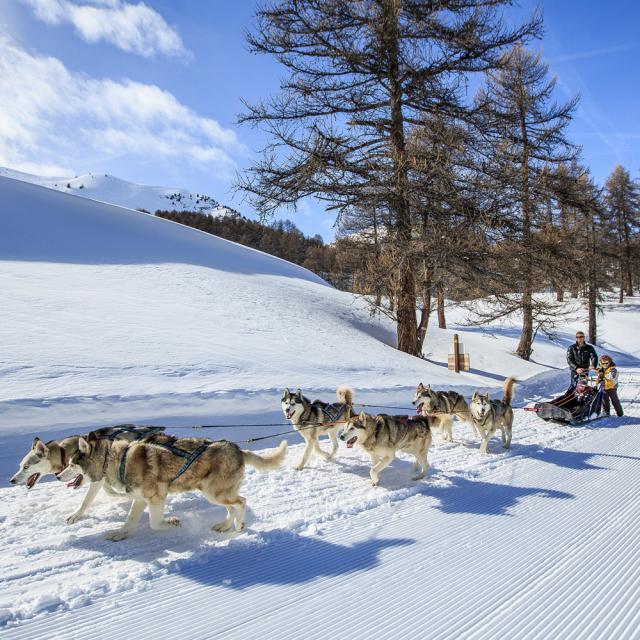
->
[68,525,414,589]
[334,456,573,517]
[175,531,415,589]
[425,475,573,517]
[581,415,638,430]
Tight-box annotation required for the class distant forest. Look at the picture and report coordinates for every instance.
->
[155,210,355,290]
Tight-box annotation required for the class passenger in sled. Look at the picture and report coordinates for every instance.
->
[532,375,604,425]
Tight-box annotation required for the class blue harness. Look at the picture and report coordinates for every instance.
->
[118,439,210,486]
[321,404,347,423]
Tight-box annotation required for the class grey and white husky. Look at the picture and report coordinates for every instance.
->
[10,425,164,523]
[469,377,517,454]
[339,412,432,486]
[412,383,472,441]
[58,432,287,540]
[281,386,354,470]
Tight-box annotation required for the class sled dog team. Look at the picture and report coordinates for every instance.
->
[10,378,516,540]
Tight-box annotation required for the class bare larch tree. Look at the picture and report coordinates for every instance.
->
[604,165,639,301]
[475,44,578,359]
[238,0,540,355]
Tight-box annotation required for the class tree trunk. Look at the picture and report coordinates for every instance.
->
[385,0,417,355]
[619,267,624,303]
[416,291,431,354]
[517,282,534,359]
[587,207,598,344]
[588,281,597,344]
[516,103,533,360]
[437,287,446,329]
[556,288,564,302]
[624,230,633,296]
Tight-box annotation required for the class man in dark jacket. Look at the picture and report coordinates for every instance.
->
[567,331,598,382]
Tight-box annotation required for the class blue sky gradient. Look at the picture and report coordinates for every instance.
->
[1,0,638,240]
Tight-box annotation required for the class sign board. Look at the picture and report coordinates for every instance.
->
[448,354,470,371]
[448,333,470,372]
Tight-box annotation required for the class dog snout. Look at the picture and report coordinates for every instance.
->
[9,476,17,485]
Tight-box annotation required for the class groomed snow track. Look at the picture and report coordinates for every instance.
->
[1,369,639,640]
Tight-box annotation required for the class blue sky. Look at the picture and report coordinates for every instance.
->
[1,1,638,240]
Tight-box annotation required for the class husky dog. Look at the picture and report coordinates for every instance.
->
[412,383,473,441]
[58,432,287,541]
[281,386,354,470]
[10,426,164,524]
[339,412,432,486]
[469,377,517,454]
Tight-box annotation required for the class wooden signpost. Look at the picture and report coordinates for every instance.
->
[448,333,470,373]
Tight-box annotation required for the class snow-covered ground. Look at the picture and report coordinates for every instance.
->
[1,174,639,638]
[0,166,235,216]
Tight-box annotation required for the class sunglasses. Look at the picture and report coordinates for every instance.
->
[575,335,585,339]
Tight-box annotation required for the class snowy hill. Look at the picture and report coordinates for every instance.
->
[1,173,640,639]
[0,173,571,433]
[0,166,236,216]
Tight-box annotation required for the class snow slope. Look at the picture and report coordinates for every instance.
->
[0,166,235,216]
[1,173,640,639]
[0,174,573,434]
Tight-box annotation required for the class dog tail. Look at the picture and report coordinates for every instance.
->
[242,440,287,472]
[336,385,354,407]
[503,377,517,406]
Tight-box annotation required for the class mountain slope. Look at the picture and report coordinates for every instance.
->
[0,166,234,216]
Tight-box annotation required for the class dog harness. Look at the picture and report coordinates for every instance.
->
[118,439,210,485]
[321,403,347,424]
[95,425,165,441]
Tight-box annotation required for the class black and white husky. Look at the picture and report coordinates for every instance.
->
[281,386,354,470]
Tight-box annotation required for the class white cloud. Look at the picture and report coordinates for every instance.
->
[20,0,188,58]
[547,44,637,64]
[0,37,241,177]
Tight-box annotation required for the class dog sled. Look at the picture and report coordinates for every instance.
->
[527,376,605,425]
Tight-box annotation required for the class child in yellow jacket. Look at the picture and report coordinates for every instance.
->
[597,355,624,417]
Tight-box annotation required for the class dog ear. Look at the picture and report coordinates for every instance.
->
[281,388,290,400]
[34,438,49,457]
[417,382,424,391]
[78,437,91,455]
[87,431,98,445]
[32,436,42,450]
[426,384,431,391]
[295,389,302,399]
[359,410,367,421]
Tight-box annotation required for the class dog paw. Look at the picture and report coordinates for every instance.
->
[235,521,246,532]
[166,516,181,527]
[66,512,83,525]
[370,480,379,487]
[105,529,129,541]
[294,464,305,471]
[212,522,232,533]
[411,474,425,482]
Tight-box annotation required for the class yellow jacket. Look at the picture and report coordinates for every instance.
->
[597,363,619,390]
